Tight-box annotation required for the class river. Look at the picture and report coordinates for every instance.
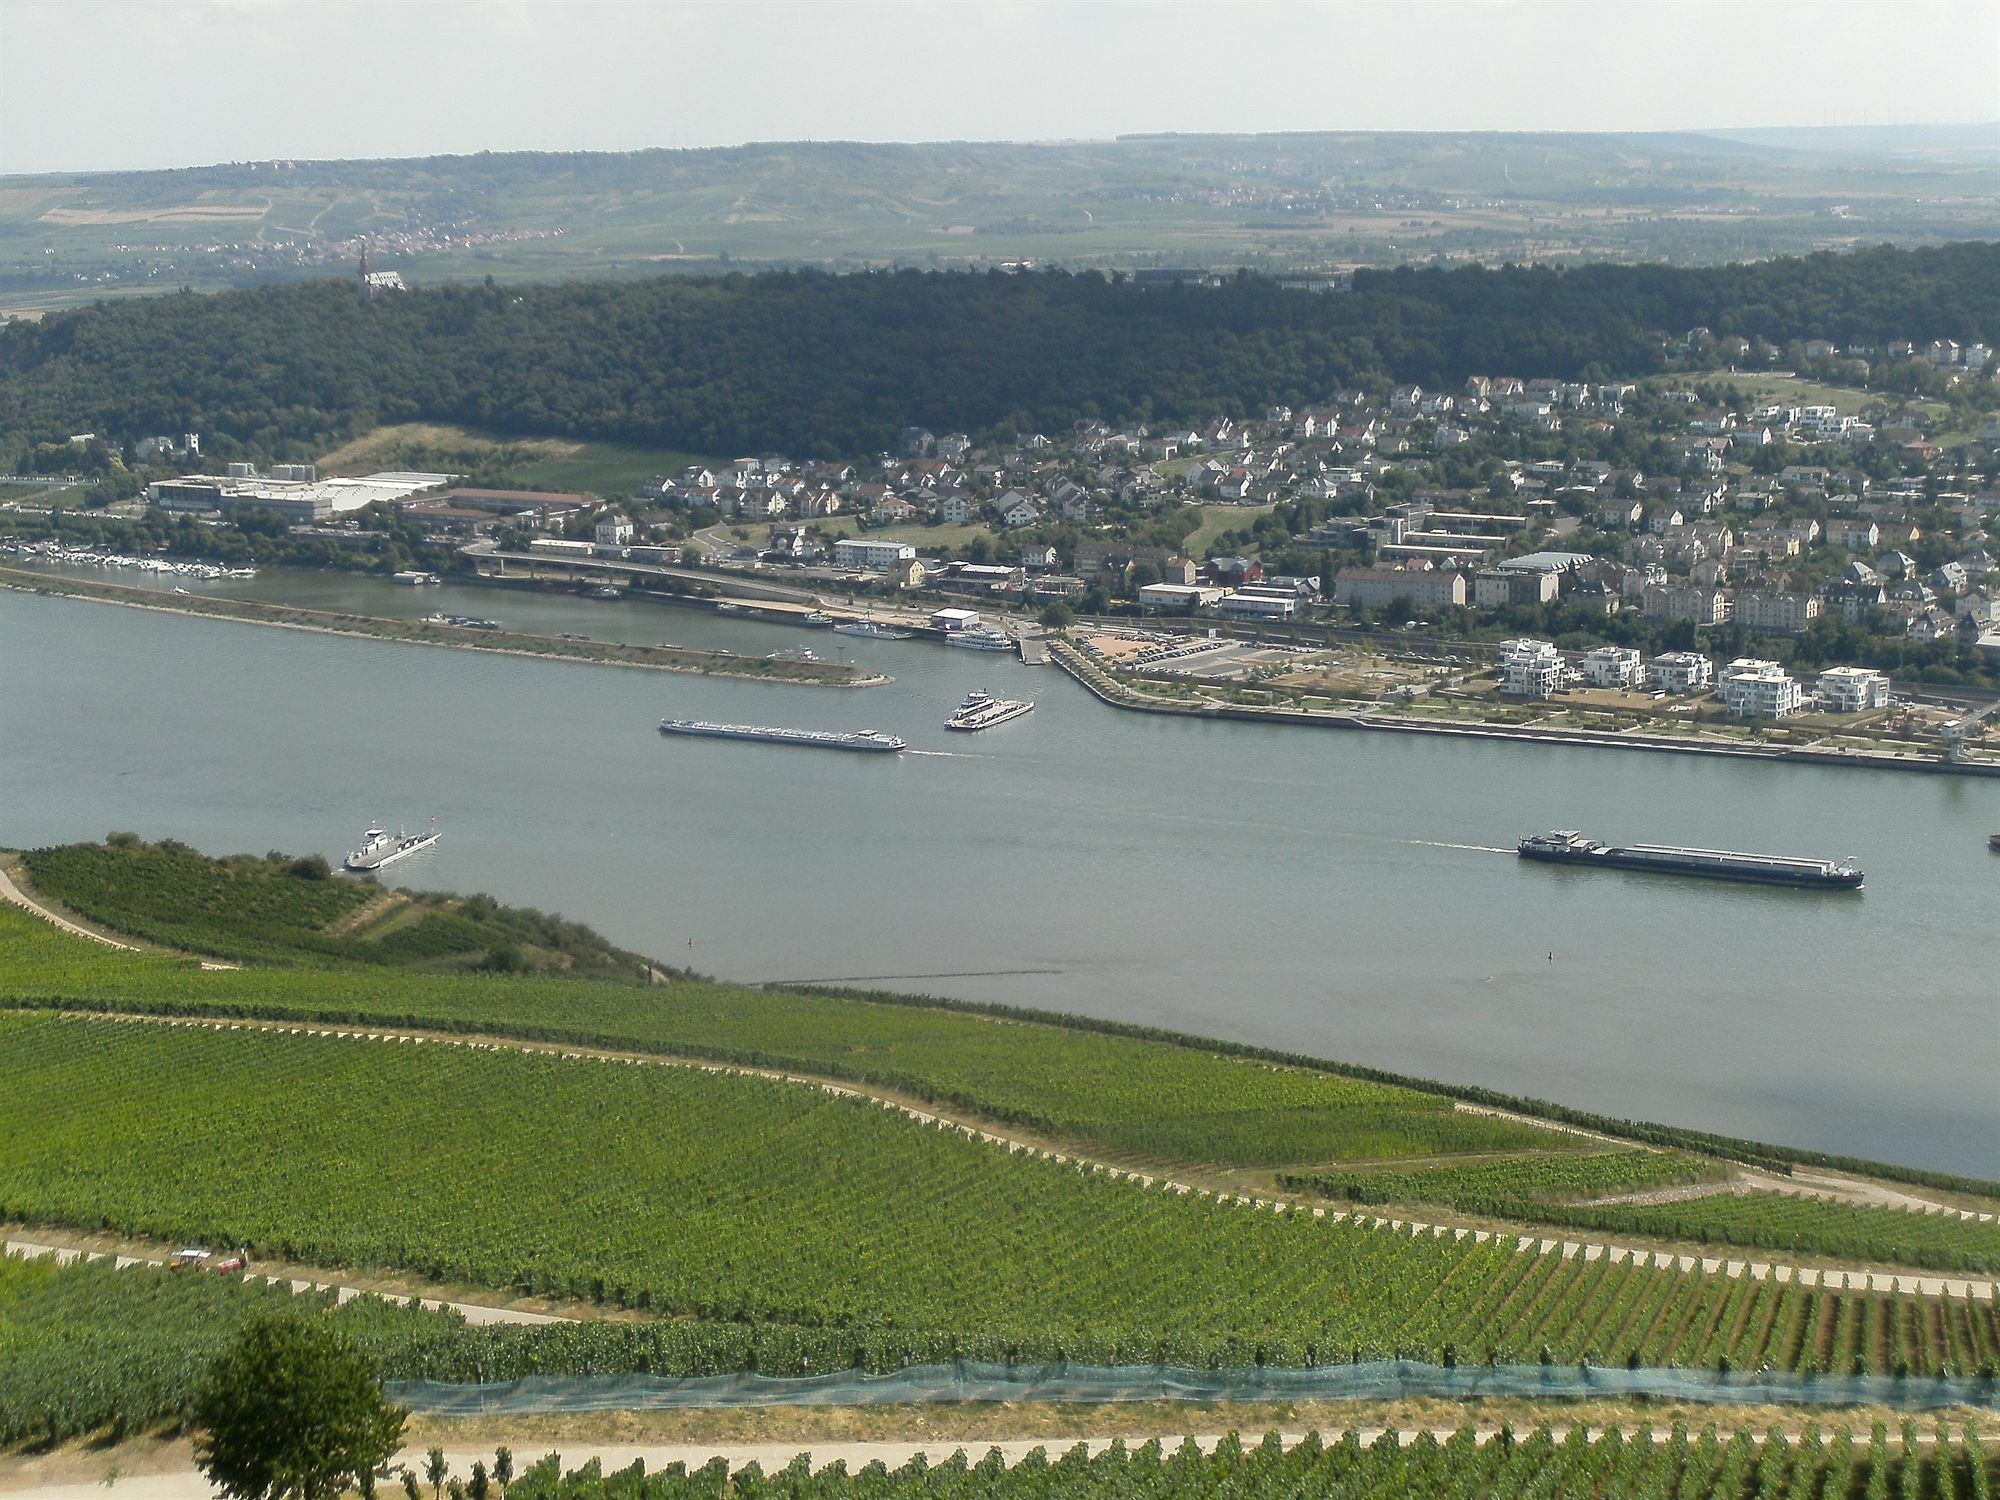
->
[3,566,1996,1176]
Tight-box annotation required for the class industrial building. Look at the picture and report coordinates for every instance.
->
[148,470,453,523]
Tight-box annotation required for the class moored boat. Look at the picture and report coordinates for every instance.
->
[943,627,1016,652]
[1517,830,1863,890]
[832,619,915,640]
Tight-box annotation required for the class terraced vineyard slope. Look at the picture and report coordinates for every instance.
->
[1,1013,1994,1378]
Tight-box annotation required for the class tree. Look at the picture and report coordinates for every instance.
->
[1037,601,1074,629]
[426,1450,447,1500]
[193,1316,408,1500]
[492,1449,513,1500]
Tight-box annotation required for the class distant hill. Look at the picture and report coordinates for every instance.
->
[4,128,1998,315]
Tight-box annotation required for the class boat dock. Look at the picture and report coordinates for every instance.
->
[1017,632,1051,666]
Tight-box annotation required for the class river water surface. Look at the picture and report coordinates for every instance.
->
[3,570,1995,1175]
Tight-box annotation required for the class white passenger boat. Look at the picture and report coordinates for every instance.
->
[943,628,1015,652]
[344,822,442,872]
[946,690,1035,731]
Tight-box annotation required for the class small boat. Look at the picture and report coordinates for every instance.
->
[801,611,835,628]
[344,822,442,872]
[946,690,1034,731]
[1988,833,2000,852]
[833,619,915,640]
[943,627,1016,652]
[768,645,820,662]
[587,585,623,600]
[393,571,441,586]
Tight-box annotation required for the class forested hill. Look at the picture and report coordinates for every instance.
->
[3,243,1996,461]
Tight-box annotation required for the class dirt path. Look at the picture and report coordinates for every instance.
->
[44,1011,1999,1305]
[0,863,139,951]
[1,1238,569,1328]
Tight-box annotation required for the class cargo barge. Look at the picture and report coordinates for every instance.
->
[659,718,905,753]
[1517,830,1863,889]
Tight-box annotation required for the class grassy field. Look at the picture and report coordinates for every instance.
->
[3,1011,1989,1380]
[317,422,712,499]
[1179,503,1271,559]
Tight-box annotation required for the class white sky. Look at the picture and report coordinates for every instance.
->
[1,0,1996,175]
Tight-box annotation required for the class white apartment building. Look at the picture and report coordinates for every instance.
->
[833,538,918,571]
[1735,588,1822,634]
[1815,666,1892,713]
[1498,638,1567,698]
[1649,651,1714,694]
[1719,658,1803,718]
[1579,645,1644,689]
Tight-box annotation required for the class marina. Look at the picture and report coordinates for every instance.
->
[3,575,1996,1175]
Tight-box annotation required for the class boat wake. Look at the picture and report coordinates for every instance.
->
[1406,840,1514,855]
[903,748,974,758]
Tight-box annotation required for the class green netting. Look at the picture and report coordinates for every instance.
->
[388,1360,2000,1415]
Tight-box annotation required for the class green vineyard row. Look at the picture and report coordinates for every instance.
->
[1,1015,1994,1379]
[1287,1157,2000,1276]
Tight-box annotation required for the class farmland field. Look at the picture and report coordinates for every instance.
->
[1,1013,1994,1378]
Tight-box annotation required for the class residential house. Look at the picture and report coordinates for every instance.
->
[1719,659,1802,718]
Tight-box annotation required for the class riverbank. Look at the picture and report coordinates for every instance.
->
[0,567,891,687]
[1049,640,2000,779]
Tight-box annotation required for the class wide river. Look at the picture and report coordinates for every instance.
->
[3,568,1996,1175]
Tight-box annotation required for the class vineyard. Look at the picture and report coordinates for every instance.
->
[1,1015,1995,1379]
[1285,1156,2000,1276]
[0,901,1577,1170]
[15,839,651,980]
[0,1252,454,1446]
[496,1426,2000,1499]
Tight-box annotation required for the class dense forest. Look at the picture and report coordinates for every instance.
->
[2,243,1996,462]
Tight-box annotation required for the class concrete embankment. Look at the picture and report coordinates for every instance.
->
[1048,641,2000,779]
[0,567,889,687]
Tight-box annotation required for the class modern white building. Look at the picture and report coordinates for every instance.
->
[1719,658,1803,718]
[1815,666,1892,713]
[833,538,918,571]
[1498,638,1567,698]
[1579,645,1644,689]
[1648,651,1714,694]
[1216,590,1298,619]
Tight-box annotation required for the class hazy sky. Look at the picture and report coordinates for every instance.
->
[2,0,1996,175]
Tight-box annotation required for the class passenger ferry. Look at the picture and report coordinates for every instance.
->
[1517,830,1863,890]
[659,719,905,753]
[943,627,1016,652]
[946,690,1035,731]
[344,822,442,872]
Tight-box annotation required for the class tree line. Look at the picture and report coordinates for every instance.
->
[1,243,1996,464]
